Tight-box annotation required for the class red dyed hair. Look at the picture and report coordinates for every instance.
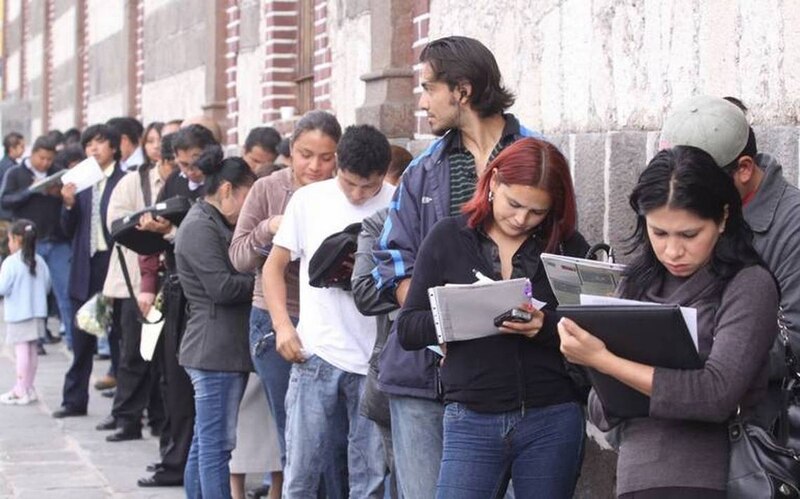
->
[462,137,577,252]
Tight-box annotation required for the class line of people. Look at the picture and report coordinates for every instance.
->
[0,34,797,499]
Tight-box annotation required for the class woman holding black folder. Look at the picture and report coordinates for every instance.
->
[558,146,779,499]
[396,137,590,499]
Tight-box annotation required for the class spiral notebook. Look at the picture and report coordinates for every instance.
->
[427,277,532,343]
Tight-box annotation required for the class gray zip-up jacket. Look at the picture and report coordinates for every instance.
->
[744,153,800,374]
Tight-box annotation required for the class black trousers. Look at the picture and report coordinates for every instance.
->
[152,277,195,482]
[61,251,111,411]
[111,298,153,430]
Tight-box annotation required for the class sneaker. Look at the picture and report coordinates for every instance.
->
[0,390,31,405]
[27,388,38,402]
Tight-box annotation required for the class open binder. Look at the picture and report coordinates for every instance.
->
[558,304,702,418]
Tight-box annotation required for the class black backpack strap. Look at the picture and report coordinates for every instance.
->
[116,245,163,324]
[139,164,153,207]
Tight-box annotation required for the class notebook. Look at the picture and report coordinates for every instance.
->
[558,304,702,419]
[427,277,532,343]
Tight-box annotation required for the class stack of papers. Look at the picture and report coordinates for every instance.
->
[427,277,542,344]
[28,169,68,193]
[61,157,105,193]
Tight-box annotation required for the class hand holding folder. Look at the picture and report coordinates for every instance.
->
[558,300,701,419]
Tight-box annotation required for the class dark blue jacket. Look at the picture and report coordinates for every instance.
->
[371,114,541,399]
[61,163,125,302]
[0,155,20,220]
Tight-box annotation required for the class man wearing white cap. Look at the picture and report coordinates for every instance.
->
[660,95,800,425]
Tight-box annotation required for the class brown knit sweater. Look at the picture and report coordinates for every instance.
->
[229,168,299,315]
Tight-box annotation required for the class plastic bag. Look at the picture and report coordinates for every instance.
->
[76,293,112,337]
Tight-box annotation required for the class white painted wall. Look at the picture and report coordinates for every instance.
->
[87,91,125,124]
[141,65,206,121]
[236,49,267,141]
[26,33,43,81]
[326,1,370,127]
[6,52,20,95]
[52,6,77,68]
[51,107,76,132]
[427,0,800,133]
[7,0,21,22]
[88,0,125,45]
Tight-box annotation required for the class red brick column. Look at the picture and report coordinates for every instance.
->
[312,0,330,110]
[261,0,298,124]
[19,0,29,100]
[2,1,8,100]
[43,0,54,131]
[132,0,144,120]
[76,0,89,127]
[225,0,240,145]
[412,0,431,138]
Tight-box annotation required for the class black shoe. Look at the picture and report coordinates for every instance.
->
[95,415,117,431]
[52,407,87,418]
[247,485,271,499]
[43,328,62,344]
[37,343,47,355]
[145,463,163,473]
[137,474,183,487]
[94,353,111,361]
[106,428,142,442]
[101,389,115,398]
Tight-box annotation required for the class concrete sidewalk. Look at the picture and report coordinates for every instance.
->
[0,337,184,498]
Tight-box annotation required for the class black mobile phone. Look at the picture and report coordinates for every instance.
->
[493,308,533,327]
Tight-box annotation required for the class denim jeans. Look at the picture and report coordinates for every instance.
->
[184,367,247,499]
[388,395,444,499]
[249,307,295,463]
[283,355,385,499]
[437,401,584,499]
[36,240,72,347]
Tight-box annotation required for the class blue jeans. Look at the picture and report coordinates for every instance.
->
[249,307,295,464]
[283,355,385,499]
[389,395,444,499]
[36,240,72,347]
[437,401,584,499]
[184,368,247,499]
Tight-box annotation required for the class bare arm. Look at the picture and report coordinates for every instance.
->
[263,245,305,363]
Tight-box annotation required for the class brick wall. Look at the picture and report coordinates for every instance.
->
[312,0,330,110]
[42,0,54,131]
[261,0,298,124]
[225,0,240,145]
[411,0,429,139]
[76,0,88,127]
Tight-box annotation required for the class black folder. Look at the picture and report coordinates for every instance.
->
[557,305,702,419]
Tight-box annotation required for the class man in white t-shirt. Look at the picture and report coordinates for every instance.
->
[264,124,395,498]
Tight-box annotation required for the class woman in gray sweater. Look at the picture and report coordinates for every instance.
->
[558,146,778,498]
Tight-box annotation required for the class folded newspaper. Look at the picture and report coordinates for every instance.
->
[427,277,535,344]
[540,253,626,305]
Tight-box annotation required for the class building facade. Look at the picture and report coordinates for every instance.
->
[2,1,799,495]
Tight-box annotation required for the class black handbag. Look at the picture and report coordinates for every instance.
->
[727,308,800,499]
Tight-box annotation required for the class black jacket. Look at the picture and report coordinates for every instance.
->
[1,161,67,241]
[175,200,254,372]
[397,214,589,413]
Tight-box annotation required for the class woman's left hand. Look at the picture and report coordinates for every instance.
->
[498,303,544,338]
[558,317,608,368]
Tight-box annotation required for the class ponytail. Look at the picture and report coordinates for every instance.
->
[10,219,37,276]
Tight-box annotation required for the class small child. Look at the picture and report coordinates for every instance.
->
[0,220,51,405]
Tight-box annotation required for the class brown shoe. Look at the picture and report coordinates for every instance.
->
[93,375,116,391]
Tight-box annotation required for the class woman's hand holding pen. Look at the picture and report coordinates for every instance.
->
[498,303,544,338]
[557,317,609,368]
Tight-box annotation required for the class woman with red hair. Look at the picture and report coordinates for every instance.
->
[396,137,590,498]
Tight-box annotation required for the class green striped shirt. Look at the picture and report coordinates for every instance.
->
[448,139,511,215]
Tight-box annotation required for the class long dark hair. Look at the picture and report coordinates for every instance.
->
[622,146,762,294]
[10,219,38,276]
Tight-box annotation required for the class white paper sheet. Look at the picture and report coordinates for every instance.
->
[61,156,104,193]
[579,294,699,352]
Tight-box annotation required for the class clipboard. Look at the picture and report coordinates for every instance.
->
[558,304,702,419]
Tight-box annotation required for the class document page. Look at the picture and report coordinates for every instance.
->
[428,277,535,343]
[541,253,626,305]
[61,156,104,193]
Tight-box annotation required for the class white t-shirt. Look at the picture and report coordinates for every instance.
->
[273,177,395,375]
